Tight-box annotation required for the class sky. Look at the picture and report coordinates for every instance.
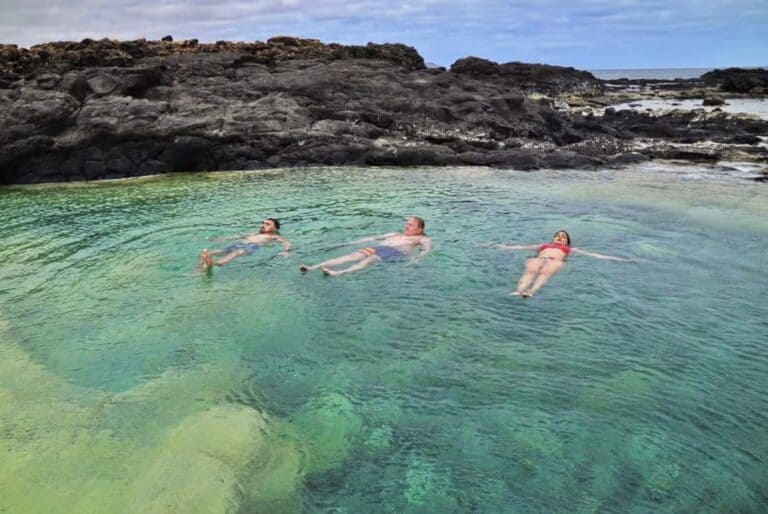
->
[0,0,766,70]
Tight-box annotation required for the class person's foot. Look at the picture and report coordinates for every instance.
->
[521,291,534,298]
[200,249,213,270]
[510,290,524,296]
[321,266,340,276]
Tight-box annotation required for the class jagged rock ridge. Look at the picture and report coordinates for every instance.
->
[0,37,765,183]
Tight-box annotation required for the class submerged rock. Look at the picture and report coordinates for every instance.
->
[289,392,363,476]
[0,334,304,513]
[404,457,457,508]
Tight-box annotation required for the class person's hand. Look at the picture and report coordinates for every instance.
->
[409,256,420,265]
[279,250,290,258]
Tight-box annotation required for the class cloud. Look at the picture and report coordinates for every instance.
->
[0,0,765,68]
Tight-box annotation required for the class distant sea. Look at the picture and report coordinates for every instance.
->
[589,67,712,80]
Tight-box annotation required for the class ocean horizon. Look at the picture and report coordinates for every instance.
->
[590,67,713,80]
[590,66,766,81]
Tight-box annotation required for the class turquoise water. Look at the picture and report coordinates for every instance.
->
[1,165,767,512]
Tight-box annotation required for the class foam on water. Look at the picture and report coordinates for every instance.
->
[1,165,767,512]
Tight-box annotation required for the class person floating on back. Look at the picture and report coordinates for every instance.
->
[300,216,432,276]
[497,229,631,297]
[200,217,291,271]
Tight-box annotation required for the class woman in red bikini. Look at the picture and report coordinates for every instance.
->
[497,230,630,297]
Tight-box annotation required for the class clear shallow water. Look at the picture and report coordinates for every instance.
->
[1,165,767,512]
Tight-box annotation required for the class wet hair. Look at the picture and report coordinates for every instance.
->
[412,216,425,231]
[266,218,280,230]
[554,230,571,246]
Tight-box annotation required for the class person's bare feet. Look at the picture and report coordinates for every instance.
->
[321,266,340,276]
[200,249,213,270]
[510,290,524,296]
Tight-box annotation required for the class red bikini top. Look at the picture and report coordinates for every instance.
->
[538,243,571,255]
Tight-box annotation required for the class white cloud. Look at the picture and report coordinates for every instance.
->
[0,0,765,67]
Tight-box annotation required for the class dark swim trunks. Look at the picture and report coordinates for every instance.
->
[360,245,406,262]
[223,242,261,255]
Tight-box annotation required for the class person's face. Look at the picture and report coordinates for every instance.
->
[553,231,569,245]
[259,219,277,234]
[403,217,423,236]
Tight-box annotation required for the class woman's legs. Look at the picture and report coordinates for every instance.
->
[522,260,565,297]
[512,257,545,295]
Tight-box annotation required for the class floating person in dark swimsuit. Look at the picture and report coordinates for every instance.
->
[200,218,291,271]
[497,230,631,297]
[300,216,432,276]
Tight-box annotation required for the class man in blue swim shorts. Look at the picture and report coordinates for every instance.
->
[300,216,432,276]
[200,218,291,270]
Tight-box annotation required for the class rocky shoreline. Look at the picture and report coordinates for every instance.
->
[1,36,766,184]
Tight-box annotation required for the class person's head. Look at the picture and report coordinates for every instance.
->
[403,216,425,236]
[260,218,280,234]
[552,230,571,246]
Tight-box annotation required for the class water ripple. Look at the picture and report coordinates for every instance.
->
[1,166,767,512]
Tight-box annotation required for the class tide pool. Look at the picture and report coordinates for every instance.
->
[1,165,767,512]
[604,97,768,120]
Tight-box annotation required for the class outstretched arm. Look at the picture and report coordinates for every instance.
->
[571,248,632,261]
[410,237,432,264]
[496,244,539,251]
[276,235,292,256]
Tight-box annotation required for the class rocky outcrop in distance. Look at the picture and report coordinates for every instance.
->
[0,37,766,184]
[449,56,604,97]
[701,68,768,94]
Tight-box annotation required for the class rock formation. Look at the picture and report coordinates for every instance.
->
[0,37,766,184]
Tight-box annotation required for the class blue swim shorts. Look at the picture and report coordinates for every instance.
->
[223,242,261,255]
[373,245,406,262]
